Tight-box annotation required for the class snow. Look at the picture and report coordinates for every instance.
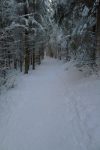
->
[82,6,89,17]
[0,57,100,150]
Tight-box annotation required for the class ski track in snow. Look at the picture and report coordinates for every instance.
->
[0,57,100,150]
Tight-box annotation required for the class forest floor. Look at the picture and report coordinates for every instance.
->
[0,57,100,150]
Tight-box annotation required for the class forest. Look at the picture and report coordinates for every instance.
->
[0,0,100,87]
[0,0,100,150]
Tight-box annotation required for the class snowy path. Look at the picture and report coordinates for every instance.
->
[0,57,100,150]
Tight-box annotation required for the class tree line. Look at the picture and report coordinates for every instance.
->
[47,0,100,68]
[0,0,100,88]
[0,0,51,87]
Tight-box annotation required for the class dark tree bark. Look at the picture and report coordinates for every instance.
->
[14,58,17,70]
[32,48,35,70]
[96,2,100,65]
[38,50,41,65]
[24,46,30,74]
[20,56,23,72]
[24,0,30,74]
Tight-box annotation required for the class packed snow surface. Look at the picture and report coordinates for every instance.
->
[0,57,100,150]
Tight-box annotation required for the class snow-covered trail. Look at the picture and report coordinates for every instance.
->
[0,57,100,150]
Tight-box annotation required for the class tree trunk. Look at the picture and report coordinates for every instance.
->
[20,56,23,72]
[24,0,30,74]
[25,47,30,74]
[32,48,35,70]
[14,58,17,70]
[96,3,100,65]
[24,31,30,74]
[38,50,41,65]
